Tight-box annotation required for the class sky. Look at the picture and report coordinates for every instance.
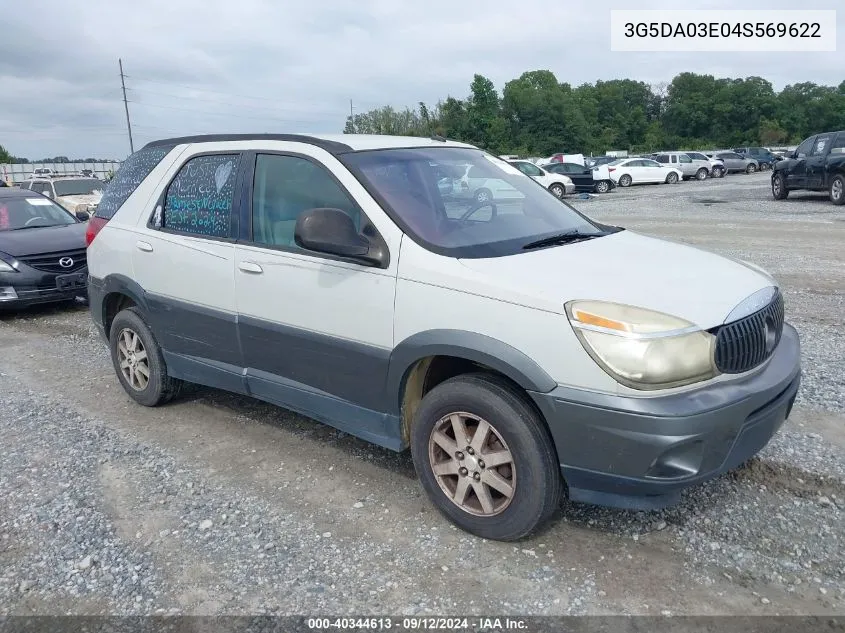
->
[0,0,842,160]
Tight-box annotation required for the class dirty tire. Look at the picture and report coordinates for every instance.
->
[666,172,679,184]
[696,168,708,180]
[410,373,561,541]
[618,174,632,187]
[549,183,565,198]
[831,175,845,205]
[746,163,757,174]
[109,307,183,407]
[771,172,789,200]
[595,180,610,193]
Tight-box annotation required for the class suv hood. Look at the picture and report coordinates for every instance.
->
[0,222,87,257]
[457,230,775,328]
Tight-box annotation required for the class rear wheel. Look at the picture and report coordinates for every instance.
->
[695,168,708,181]
[109,307,183,407]
[771,172,789,200]
[830,175,845,205]
[595,180,610,193]
[618,174,632,187]
[410,373,561,541]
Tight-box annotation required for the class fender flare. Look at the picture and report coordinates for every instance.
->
[385,329,557,414]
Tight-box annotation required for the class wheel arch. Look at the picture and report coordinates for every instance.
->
[95,274,150,336]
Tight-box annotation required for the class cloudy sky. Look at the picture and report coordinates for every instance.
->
[1,0,842,160]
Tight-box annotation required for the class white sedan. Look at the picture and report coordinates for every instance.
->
[508,160,576,197]
[607,158,683,187]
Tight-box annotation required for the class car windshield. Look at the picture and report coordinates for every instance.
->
[53,178,103,196]
[340,147,608,258]
[0,196,77,230]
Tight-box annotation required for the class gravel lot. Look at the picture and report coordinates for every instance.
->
[1,171,843,617]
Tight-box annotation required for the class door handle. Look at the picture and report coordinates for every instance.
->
[238,261,263,274]
[136,241,153,252]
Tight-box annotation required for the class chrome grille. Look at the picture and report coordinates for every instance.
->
[19,249,87,273]
[714,291,785,374]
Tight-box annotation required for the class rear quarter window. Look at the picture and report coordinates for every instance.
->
[95,146,171,220]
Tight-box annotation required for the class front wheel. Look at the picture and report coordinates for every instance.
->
[830,175,845,205]
[665,172,679,184]
[771,172,789,200]
[695,168,708,181]
[746,163,757,174]
[549,183,565,198]
[410,373,561,541]
[618,174,632,187]
[474,188,492,204]
[594,180,610,194]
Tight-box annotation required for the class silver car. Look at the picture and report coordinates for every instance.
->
[652,152,712,180]
[684,151,726,178]
[710,151,759,174]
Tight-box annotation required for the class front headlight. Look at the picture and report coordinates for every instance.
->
[0,251,18,273]
[565,300,718,390]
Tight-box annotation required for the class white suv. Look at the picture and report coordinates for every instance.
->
[86,134,801,541]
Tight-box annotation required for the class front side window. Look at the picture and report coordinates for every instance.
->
[54,179,104,196]
[830,133,845,153]
[687,152,707,161]
[679,154,692,163]
[0,196,77,231]
[251,154,361,249]
[29,182,49,195]
[795,137,815,158]
[340,147,606,258]
[160,154,239,239]
[812,136,831,156]
[513,162,542,177]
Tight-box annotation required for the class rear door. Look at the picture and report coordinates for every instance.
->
[805,134,832,190]
[131,148,246,384]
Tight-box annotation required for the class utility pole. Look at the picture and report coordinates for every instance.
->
[119,58,134,154]
[349,99,355,133]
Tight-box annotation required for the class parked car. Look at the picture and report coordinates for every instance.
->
[709,152,759,174]
[86,133,800,541]
[31,168,56,177]
[547,153,585,165]
[771,130,845,205]
[542,162,616,194]
[652,152,711,181]
[684,152,726,178]
[0,187,91,309]
[437,163,523,204]
[733,147,777,170]
[19,176,104,214]
[607,158,683,186]
[508,160,575,197]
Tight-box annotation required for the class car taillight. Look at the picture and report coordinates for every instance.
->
[85,216,108,246]
[608,167,616,172]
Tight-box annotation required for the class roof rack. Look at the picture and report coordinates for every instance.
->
[142,133,353,155]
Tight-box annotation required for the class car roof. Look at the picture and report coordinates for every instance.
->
[143,133,476,154]
[0,187,45,199]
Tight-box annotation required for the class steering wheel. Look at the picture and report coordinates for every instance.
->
[460,200,498,222]
[24,216,45,226]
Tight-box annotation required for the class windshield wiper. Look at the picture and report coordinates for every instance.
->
[522,230,604,250]
[10,225,46,230]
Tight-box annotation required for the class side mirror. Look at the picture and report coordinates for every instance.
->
[75,210,91,221]
[295,208,383,266]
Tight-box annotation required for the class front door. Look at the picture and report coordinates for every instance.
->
[787,136,816,189]
[233,150,399,425]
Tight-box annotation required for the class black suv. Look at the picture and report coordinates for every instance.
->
[771,131,845,205]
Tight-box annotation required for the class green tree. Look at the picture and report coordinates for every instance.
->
[0,144,12,163]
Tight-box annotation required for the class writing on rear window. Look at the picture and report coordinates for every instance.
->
[163,154,238,238]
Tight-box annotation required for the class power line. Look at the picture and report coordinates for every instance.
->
[127,100,328,125]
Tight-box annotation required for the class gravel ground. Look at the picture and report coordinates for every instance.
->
[0,171,843,617]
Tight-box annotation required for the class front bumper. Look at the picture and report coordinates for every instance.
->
[0,266,88,309]
[565,184,576,195]
[529,323,801,510]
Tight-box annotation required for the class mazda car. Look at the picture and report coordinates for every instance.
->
[0,187,90,309]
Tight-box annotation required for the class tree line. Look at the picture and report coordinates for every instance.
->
[343,71,845,156]
[0,146,116,164]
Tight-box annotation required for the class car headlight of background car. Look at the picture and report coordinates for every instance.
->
[0,251,20,273]
[565,300,718,390]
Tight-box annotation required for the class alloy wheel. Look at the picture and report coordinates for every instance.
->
[117,327,150,391]
[428,411,516,517]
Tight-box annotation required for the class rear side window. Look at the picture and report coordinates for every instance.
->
[96,146,170,219]
[158,153,240,239]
